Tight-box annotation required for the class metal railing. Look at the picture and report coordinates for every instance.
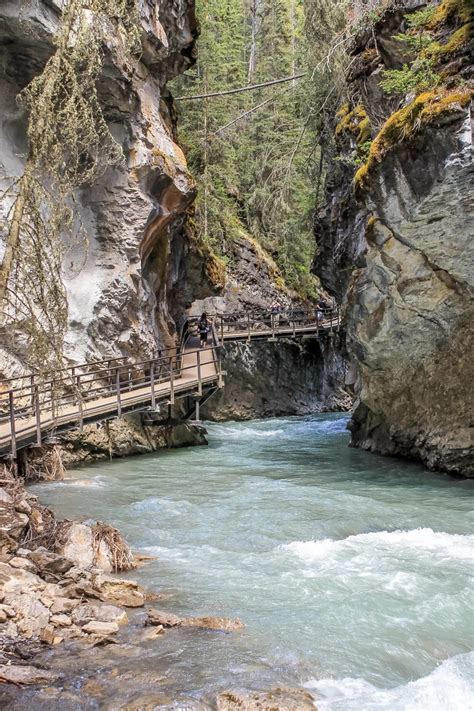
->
[0,308,340,457]
[0,341,221,457]
[208,306,340,343]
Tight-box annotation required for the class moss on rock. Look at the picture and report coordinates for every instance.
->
[354,88,472,189]
[427,0,473,29]
[423,23,472,58]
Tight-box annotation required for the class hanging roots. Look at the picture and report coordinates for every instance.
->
[92,521,135,572]
[0,0,140,373]
[18,445,66,483]
[20,506,72,553]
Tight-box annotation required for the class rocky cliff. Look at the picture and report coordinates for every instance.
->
[0,0,221,374]
[190,231,350,420]
[314,0,473,475]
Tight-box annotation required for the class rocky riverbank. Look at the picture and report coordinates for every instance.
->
[0,463,319,709]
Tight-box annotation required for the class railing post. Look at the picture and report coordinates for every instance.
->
[292,318,296,337]
[337,305,340,333]
[195,398,200,422]
[197,349,202,396]
[169,357,175,405]
[9,390,17,458]
[76,375,83,431]
[51,382,56,419]
[34,385,41,446]
[150,361,156,410]
[271,314,275,339]
[247,314,251,342]
[218,351,224,389]
[220,316,224,346]
[330,310,334,335]
[116,368,122,418]
[30,374,35,412]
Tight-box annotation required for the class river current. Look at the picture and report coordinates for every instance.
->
[32,414,473,709]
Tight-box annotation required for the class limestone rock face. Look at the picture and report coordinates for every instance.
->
[59,413,207,468]
[0,0,217,374]
[314,4,474,475]
[192,234,350,420]
[347,112,473,475]
[202,338,350,421]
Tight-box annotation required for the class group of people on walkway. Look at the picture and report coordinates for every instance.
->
[196,298,331,348]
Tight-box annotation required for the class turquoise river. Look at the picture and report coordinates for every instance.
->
[21,414,474,709]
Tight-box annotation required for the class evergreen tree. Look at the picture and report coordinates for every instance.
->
[172,0,318,297]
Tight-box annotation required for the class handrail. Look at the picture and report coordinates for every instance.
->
[0,308,340,456]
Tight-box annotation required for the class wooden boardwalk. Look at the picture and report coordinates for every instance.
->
[0,310,339,457]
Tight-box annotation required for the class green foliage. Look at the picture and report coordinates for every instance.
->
[172,0,319,297]
[393,30,434,52]
[405,6,437,30]
[380,58,441,95]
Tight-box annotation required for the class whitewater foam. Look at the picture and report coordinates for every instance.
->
[305,652,474,710]
[281,528,474,564]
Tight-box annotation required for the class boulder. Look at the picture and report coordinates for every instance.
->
[14,500,32,515]
[72,603,128,627]
[50,613,72,627]
[60,523,114,572]
[216,688,317,710]
[183,616,245,632]
[0,562,45,594]
[146,610,182,628]
[10,593,51,637]
[50,597,79,614]
[61,523,95,569]
[81,620,119,636]
[29,546,73,575]
[16,547,32,557]
[90,574,145,607]
[8,556,37,572]
[0,663,58,685]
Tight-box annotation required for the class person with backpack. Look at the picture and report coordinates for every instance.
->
[197,312,212,348]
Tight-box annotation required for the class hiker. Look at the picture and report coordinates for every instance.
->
[316,299,327,323]
[198,312,212,348]
[270,300,282,326]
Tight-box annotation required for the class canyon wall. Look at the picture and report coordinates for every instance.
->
[0,0,221,375]
[314,0,473,475]
[191,232,350,420]
[0,0,349,427]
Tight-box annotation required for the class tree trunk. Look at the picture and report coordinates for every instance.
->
[247,0,258,82]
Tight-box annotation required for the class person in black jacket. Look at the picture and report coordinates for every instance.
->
[198,313,212,348]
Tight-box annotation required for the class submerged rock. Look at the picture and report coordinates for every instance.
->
[216,687,317,710]
[72,602,128,627]
[146,609,244,632]
[0,663,59,685]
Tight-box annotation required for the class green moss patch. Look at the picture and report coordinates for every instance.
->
[354,88,472,189]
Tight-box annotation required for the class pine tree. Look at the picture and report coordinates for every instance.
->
[172,0,319,297]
